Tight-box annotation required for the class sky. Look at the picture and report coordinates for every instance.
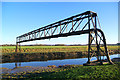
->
[1,0,120,2]
[1,2,118,45]
[118,1,120,43]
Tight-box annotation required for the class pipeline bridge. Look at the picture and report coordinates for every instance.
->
[16,11,113,65]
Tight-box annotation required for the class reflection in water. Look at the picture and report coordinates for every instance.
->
[15,62,21,68]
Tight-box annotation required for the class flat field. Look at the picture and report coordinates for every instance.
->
[1,45,119,54]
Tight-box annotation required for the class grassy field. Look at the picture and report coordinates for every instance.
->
[1,45,119,49]
[1,45,119,54]
[2,62,120,79]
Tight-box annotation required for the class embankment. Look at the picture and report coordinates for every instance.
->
[2,50,119,63]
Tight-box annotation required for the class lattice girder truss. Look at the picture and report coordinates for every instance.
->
[16,11,114,64]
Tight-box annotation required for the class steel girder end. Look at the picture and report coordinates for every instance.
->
[86,61,91,64]
[109,61,115,65]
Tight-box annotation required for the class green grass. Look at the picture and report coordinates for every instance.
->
[2,62,120,79]
[32,63,120,79]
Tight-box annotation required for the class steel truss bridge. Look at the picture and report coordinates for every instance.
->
[16,11,113,64]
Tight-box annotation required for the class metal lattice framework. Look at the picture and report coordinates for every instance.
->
[16,11,114,64]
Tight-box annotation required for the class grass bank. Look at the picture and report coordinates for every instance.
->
[2,62,120,79]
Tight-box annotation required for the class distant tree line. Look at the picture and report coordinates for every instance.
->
[0,43,119,46]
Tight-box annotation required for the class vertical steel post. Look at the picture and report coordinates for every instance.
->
[57,26,58,34]
[87,15,90,63]
[34,33,37,38]
[39,32,40,38]
[51,28,52,35]
[19,43,21,53]
[15,37,18,53]
[60,23,61,33]
[79,20,81,30]
[15,43,18,53]
[32,34,34,39]
[66,24,67,33]
[49,29,50,36]
[15,38,18,66]
[44,30,45,37]
[29,35,30,40]
[94,16,101,62]
[72,18,73,31]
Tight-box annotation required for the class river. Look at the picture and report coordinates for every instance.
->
[1,54,119,69]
